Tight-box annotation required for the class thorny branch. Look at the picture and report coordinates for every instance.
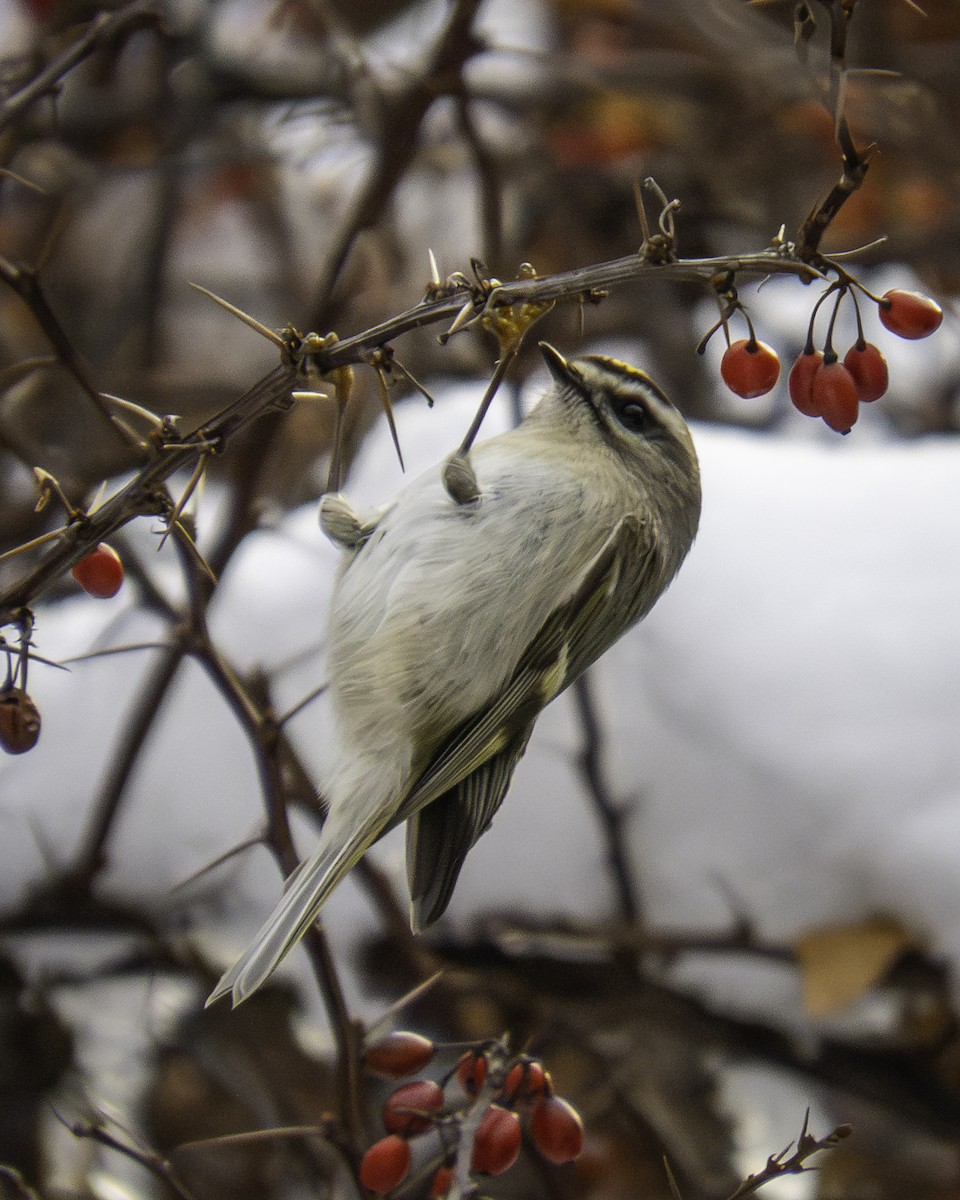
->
[795,0,873,260]
[0,1,165,132]
[723,1113,853,1200]
[0,239,825,630]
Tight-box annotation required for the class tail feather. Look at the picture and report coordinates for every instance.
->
[207,813,381,1007]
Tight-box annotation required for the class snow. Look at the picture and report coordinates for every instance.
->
[5,366,960,980]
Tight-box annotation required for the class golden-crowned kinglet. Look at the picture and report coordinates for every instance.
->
[210,343,701,1005]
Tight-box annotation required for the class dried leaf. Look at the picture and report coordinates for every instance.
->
[794,917,918,1017]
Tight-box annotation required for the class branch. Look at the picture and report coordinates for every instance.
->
[0,1,165,132]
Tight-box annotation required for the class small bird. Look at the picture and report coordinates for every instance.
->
[209,343,701,1006]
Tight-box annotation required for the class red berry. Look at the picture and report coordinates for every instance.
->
[530,1095,585,1165]
[430,1166,454,1197]
[382,1079,444,1135]
[456,1051,488,1097]
[788,349,825,417]
[879,289,943,339]
[811,361,859,433]
[502,1059,550,1102]
[71,543,124,598]
[359,1135,411,1194]
[843,342,889,402]
[720,338,781,399]
[471,1105,521,1176]
[364,1031,435,1079]
[0,687,41,755]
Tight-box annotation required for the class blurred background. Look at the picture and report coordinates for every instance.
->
[1,1,960,1198]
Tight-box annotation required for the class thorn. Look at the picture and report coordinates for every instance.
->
[189,283,287,349]
[440,298,478,343]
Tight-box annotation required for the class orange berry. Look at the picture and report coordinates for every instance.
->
[502,1059,550,1102]
[788,349,825,417]
[382,1079,443,1135]
[359,1135,411,1194]
[843,342,889,402]
[811,361,859,433]
[471,1105,521,1176]
[878,289,943,339]
[0,687,41,754]
[456,1051,488,1097]
[71,543,124,598]
[720,339,781,399]
[364,1031,435,1079]
[530,1095,585,1165]
[430,1166,455,1197]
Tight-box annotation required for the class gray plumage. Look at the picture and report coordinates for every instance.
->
[208,343,701,1006]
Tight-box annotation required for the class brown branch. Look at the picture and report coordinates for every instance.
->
[571,673,641,927]
[0,1,165,132]
[724,1114,853,1200]
[0,365,298,625]
[62,1114,199,1200]
[0,239,825,630]
[315,0,484,297]
[795,1,872,261]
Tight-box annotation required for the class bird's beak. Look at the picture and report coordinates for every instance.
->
[539,342,582,391]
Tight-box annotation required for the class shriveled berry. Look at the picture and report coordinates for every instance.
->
[0,687,41,754]
[812,360,859,433]
[879,289,943,340]
[503,1059,550,1102]
[843,342,889,402]
[364,1031,435,1079]
[788,349,824,417]
[720,338,781,399]
[530,1095,585,1165]
[430,1166,454,1197]
[471,1104,521,1176]
[382,1079,444,1135]
[359,1135,411,1194]
[457,1050,488,1097]
[71,543,124,598]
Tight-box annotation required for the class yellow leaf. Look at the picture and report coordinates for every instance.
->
[793,917,918,1017]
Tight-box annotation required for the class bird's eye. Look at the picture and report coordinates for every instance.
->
[613,399,650,433]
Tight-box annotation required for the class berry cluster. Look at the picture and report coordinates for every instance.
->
[359,1032,585,1195]
[715,287,943,434]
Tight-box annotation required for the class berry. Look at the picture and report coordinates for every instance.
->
[382,1079,444,1135]
[71,543,124,598]
[530,1095,585,1165]
[720,338,781,399]
[811,360,859,433]
[0,687,41,754]
[471,1105,521,1176]
[843,342,889,402]
[430,1166,455,1197]
[359,1135,411,1194]
[879,289,943,340]
[456,1051,488,1097]
[788,349,824,417]
[503,1059,550,1102]
[364,1031,435,1079]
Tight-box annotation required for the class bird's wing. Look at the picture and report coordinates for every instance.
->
[400,513,658,927]
[406,728,533,931]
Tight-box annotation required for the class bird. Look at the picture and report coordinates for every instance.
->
[209,342,701,1006]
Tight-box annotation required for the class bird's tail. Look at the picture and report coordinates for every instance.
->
[206,810,384,1007]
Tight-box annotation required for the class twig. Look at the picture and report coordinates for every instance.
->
[60,1112,199,1200]
[723,1113,853,1200]
[571,673,641,925]
[0,1,165,132]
